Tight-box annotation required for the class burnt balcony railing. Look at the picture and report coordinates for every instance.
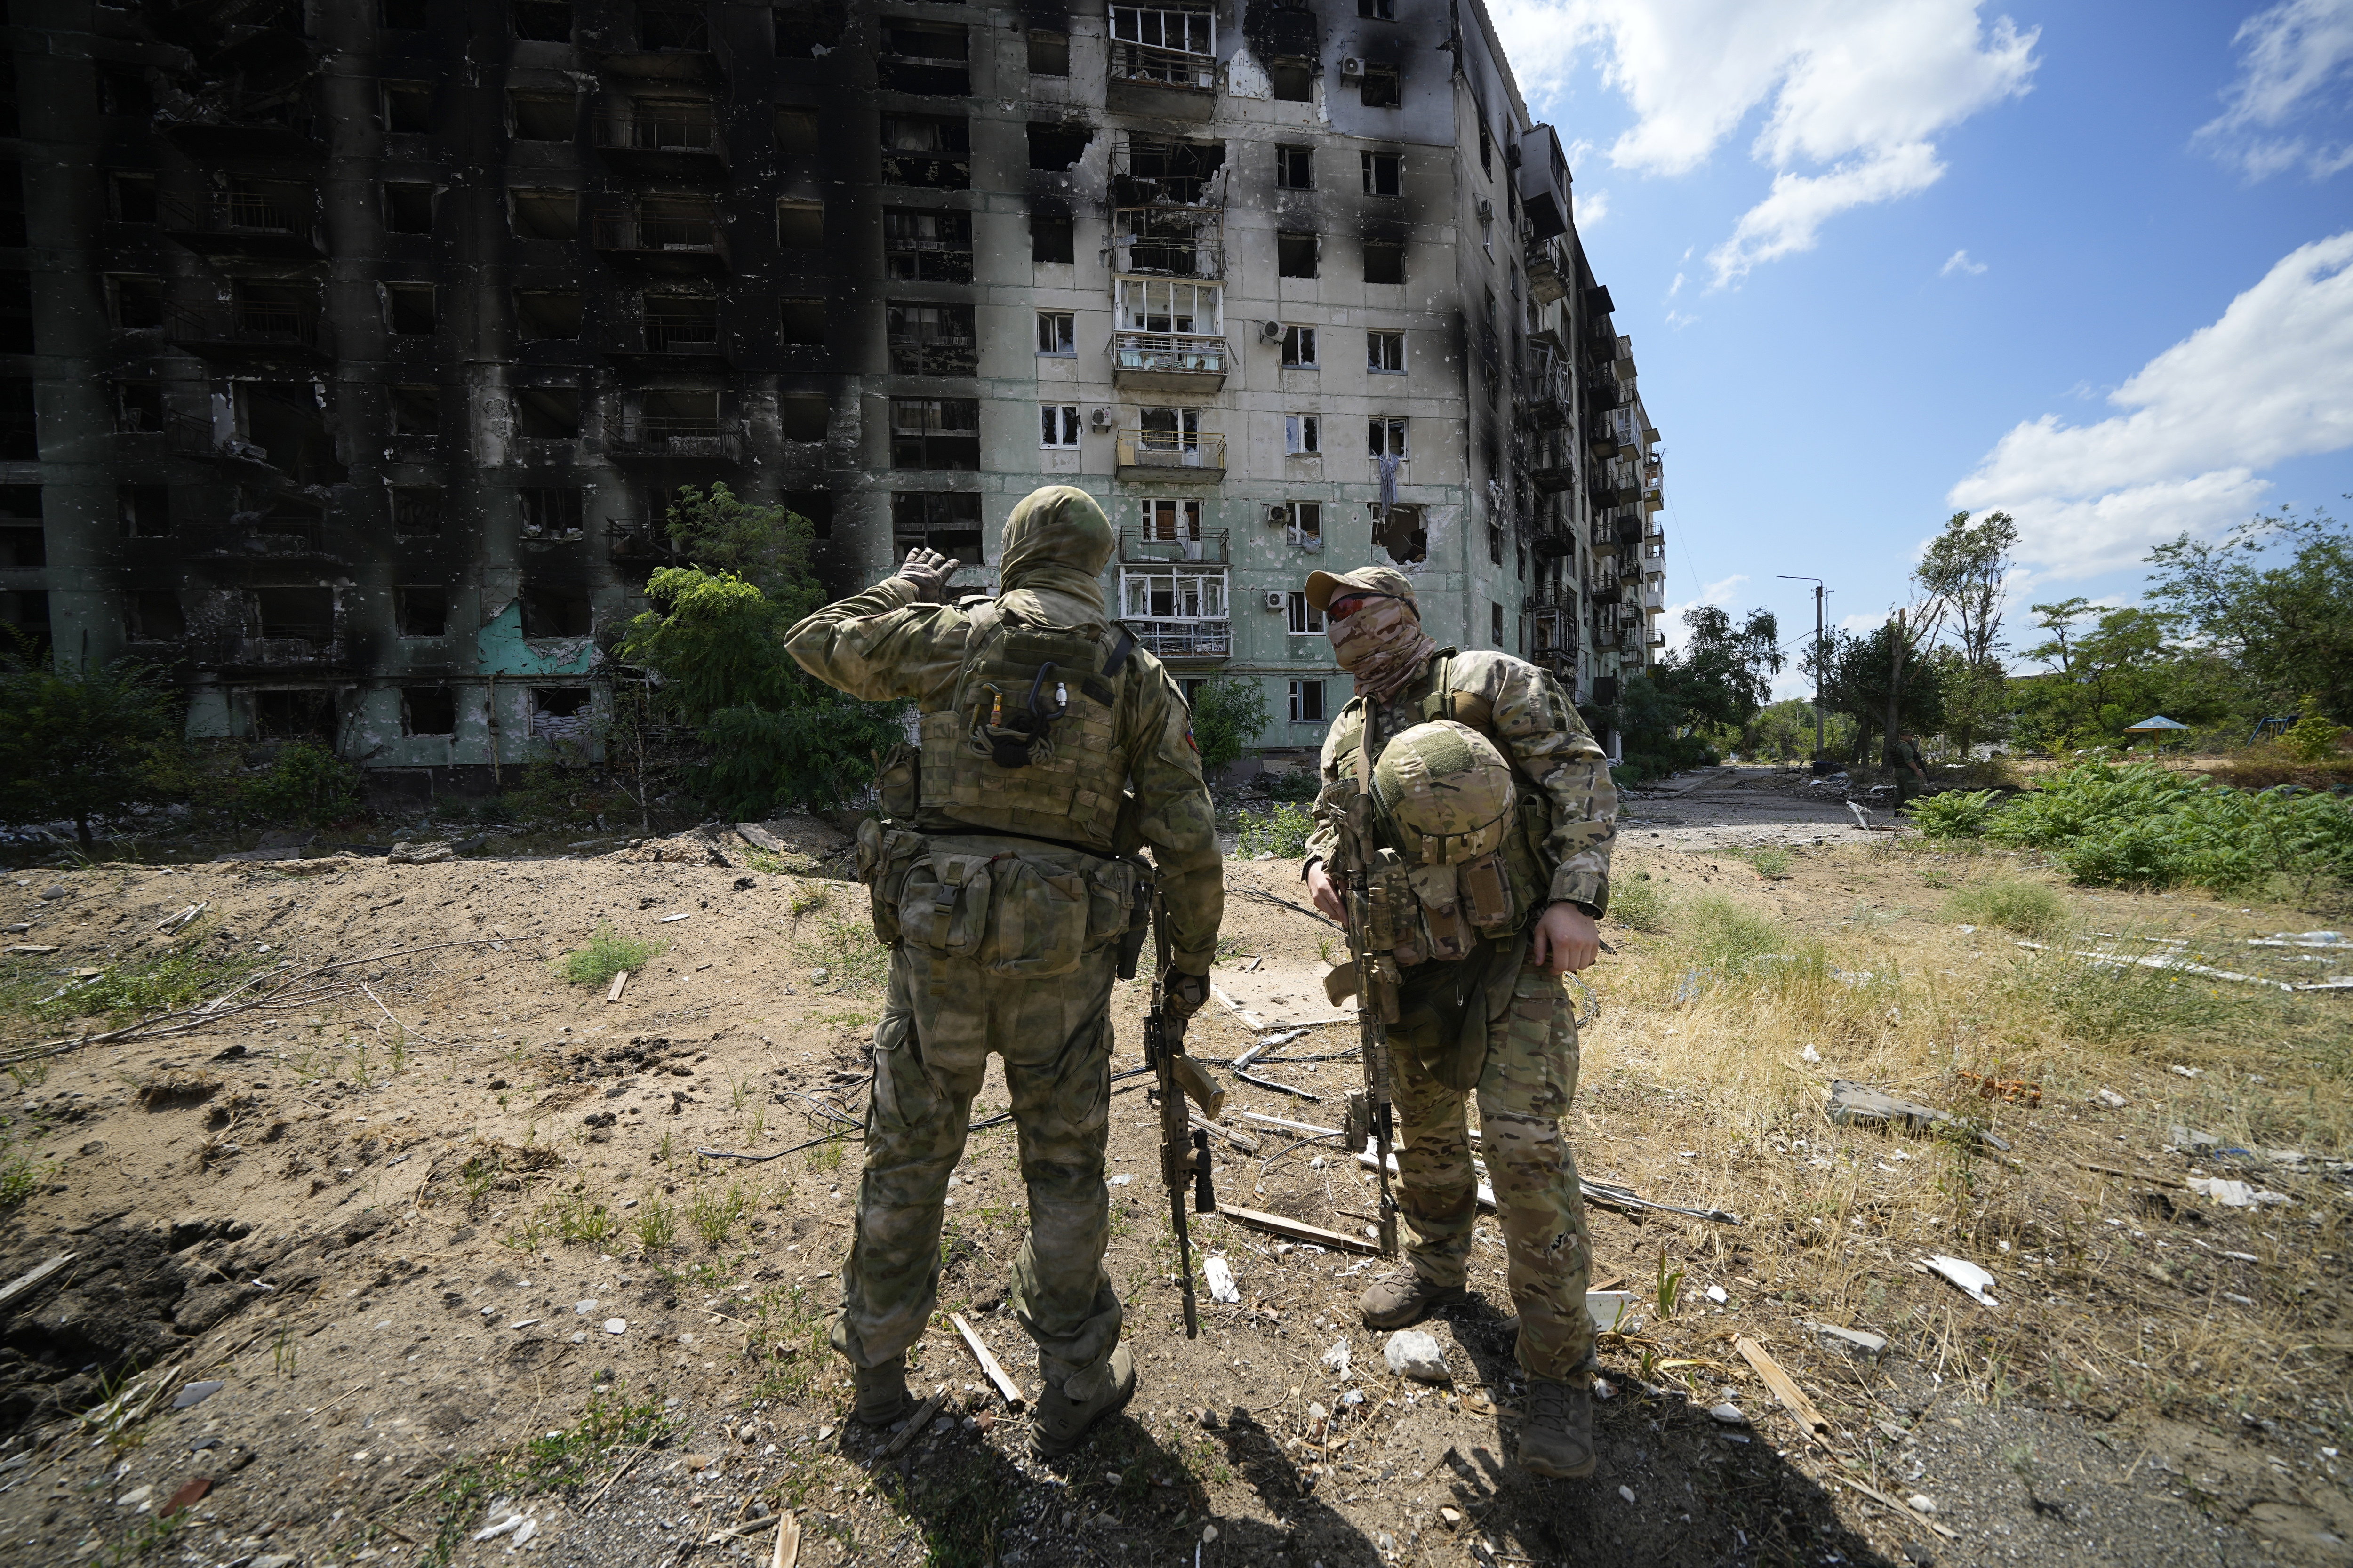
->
[595,115,729,181]
[640,316,721,352]
[209,515,328,556]
[167,301,328,363]
[887,338,978,376]
[1127,618,1230,658]
[1120,525,1228,563]
[592,212,730,270]
[161,192,324,258]
[1112,232,1225,278]
[608,416,742,460]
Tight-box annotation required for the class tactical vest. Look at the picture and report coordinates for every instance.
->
[909,601,1140,852]
[1329,652,1555,968]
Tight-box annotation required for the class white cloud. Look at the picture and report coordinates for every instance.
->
[2195,0,2353,181]
[1948,230,2353,579]
[1660,575,1747,652]
[1575,186,1610,228]
[1941,248,1989,276]
[1489,0,2038,284]
[1665,308,1700,329]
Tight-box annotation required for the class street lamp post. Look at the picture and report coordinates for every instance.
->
[1779,575,1826,766]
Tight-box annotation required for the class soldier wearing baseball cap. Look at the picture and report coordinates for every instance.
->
[1300,561,1617,1480]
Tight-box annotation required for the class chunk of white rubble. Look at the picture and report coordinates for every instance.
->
[1383,1330,1449,1383]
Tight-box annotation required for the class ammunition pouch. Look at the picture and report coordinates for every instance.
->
[862,830,1146,979]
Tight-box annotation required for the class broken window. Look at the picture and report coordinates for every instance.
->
[1368,329,1404,373]
[253,586,335,641]
[1280,324,1315,367]
[520,592,593,637]
[386,284,437,335]
[1036,310,1075,356]
[1109,4,1215,86]
[402,687,457,736]
[888,303,976,375]
[1277,231,1318,279]
[1028,30,1070,76]
[511,0,572,40]
[1360,64,1400,108]
[779,298,825,346]
[1040,404,1081,448]
[1358,0,1394,16]
[510,189,577,240]
[638,3,709,50]
[108,171,157,224]
[890,491,983,563]
[115,380,162,432]
[384,183,435,234]
[395,586,449,636]
[253,688,336,737]
[1478,120,1493,177]
[1372,502,1424,562]
[776,200,823,249]
[97,66,152,118]
[772,0,846,57]
[1114,278,1221,337]
[883,208,973,283]
[1361,151,1401,196]
[0,56,13,136]
[1283,413,1319,454]
[1285,500,1321,550]
[391,486,443,536]
[0,271,24,356]
[631,390,721,447]
[0,379,32,460]
[126,590,181,640]
[118,484,170,537]
[888,399,979,470]
[109,274,163,332]
[1289,679,1325,722]
[881,116,970,189]
[1031,215,1074,264]
[383,81,433,133]
[1269,62,1313,101]
[642,291,719,352]
[1275,144,1312,189]
[1286,592,1324,635]
[389,385,440,436]
[1362,240,1404,285]
[774,107,819,154]
[513,290,581,341]
[1028,122,1091,171]
[514,387,582,440]
[778,394,828,441]
[520,488,585,536]
[1368,416,1408,458]
[509,91,578,141]
[880,22,970,94]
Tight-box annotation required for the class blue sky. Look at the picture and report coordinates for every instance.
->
[1488,0,2353,696]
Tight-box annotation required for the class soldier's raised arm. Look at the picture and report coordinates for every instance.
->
[1127,668,1223,975]
[782,557,971,707]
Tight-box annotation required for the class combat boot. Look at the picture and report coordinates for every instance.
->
[1358,1267,1467,1330]
[850,1356,914,1428]
[1517,1379,1595,1478]
[1030,1344,1136,1457]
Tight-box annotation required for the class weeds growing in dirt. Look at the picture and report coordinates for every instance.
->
[553,1191,622,1245]
[1236,802,1314,858]
[553,924,668,987]
[632,1195,677,1254]
[1609,874,1668,933]
[1945,876,2067,936]
[693,1182,747,1248]
[411,1394,673,1567]
[0,934,266,1028]
[1738,847,1794,880]
[0,1151,45,1209]
[793,914,889,994]
[806,1136,846,1173]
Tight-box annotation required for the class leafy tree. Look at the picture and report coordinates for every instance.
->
[1733,697,1856,763]
[1660,605,1785,730]
[1811,623,1949,764]
[2025,596,2096,676]
[0,640,184,848]
[2145,508,2353,718]
[1189,674,1271,773]
[618,487,904,816]
[1914,510,2019,753]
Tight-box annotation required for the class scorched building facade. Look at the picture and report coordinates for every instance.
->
[7,0,1665,792]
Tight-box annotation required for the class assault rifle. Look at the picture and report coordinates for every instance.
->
[1143,885,1225,1337]
[1319,776,1402,1257]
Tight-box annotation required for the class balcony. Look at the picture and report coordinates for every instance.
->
[1644,485,1665,514]
[608,416,743,463]
[597,16,725,83]
[159,104,324,160]
[595,116,729,184]
[1111,226,1225,280]
[161,191,324,260]
[167,301,330,368]
[1128,619,1230,659]
[591,211,730,275]
[1642,578,1665,611]
[605,314,731,371]
[1120,525,1228,563]
[1525,242,1568,306]
[1107,18,1217,121]
[1529,463,1573,496]
[1112,332,1228,393]
[198,514,339,562]
[1115,429,1225,481]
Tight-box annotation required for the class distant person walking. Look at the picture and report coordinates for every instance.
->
[1887,730,1931,810]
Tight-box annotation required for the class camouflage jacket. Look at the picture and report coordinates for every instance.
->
[1306,648,1617,915]
[784,575,1225,974]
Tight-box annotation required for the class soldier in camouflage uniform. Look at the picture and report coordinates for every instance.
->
[785,485,1222,1456]
[1299,565,1615,1480]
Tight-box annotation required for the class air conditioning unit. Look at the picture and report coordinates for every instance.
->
[1088,407,1112,431]
[1266,504,1289,525]
[1265,591,1287,611]
[1475,198,1493,223]
[1339,56,1363,77]
[1258,319,1286,343]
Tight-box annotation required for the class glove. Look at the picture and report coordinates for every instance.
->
[1161,967,1209,1021]
[893,546,960,604]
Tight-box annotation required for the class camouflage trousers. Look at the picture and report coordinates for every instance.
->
[829,938,1123,1388]
[1391,955,1595,1383]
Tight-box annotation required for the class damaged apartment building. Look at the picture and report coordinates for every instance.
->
[7,0,1665,793]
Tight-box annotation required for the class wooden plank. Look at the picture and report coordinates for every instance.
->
[1190,1116,1261,1155]
[1241,1112,1342,1140]
[950,1313,1025,1409]
[605,969,630,1004]
[1828,1472,1960,1541]
[770,1509,802,1568]
[1734,1336,1832,1440]
[880,1389,948,1459]
[0,1254,74,1313]
[1214,1204,1381,1256]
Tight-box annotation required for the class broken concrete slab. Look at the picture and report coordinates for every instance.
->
[387,840,455,865]
[1826,1080,2011,1151]
[1803,1321,1888,1361]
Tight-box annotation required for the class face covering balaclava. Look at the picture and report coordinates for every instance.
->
[996,484,1113,626]
[1329,593,1437,705]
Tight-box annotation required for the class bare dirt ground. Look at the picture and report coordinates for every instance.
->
[0,789,2348,1568]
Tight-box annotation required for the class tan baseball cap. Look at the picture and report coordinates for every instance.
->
[1305,565,1421,616]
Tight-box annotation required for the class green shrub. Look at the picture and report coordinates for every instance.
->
[1684,896,1783,968]
[1237,802,1313,857]
[1260,766,1320,803]
[1741,847,1793,880]
[1191,675,1272,773]
[555,924,667,986]
[1946,877,2066,937]
[1912,788,2005,840]
[1608,875,1668,932]
[243,742,365,828]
